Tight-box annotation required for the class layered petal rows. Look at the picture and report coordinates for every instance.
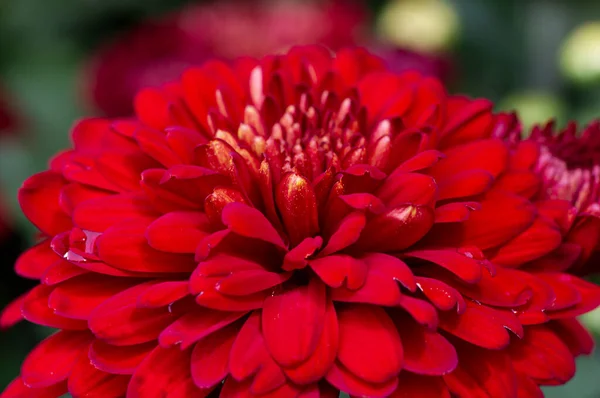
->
[2,46,600,398]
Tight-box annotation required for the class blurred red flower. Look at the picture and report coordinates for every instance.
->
[85,0,369,118]
[3,46,599,398]
[0,86,19,134]
[494,115,600,276]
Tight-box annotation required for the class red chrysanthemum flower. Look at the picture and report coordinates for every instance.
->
[493,114,600,276]
[3,46,600,398]
[85,0,368,118]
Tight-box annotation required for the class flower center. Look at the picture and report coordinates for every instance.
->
[252,95,366,182]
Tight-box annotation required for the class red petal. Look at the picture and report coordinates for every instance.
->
[405,249,483,283]
[127,345,212,398]
[284,299,338,384]
[134,87,171,131]
[19,171,72,236]
[549,318,594,356]
[444,341,517,398]
[395,150,445,173]
[320,212,366,256]
[490,218,562,267]
[89,283,181,346]
[392,313,457,375]
[22,284,88,330]
[376,172,437,208]
[397,296,439,330]
[492,170,540,198]
[0,294,24,329]
[275,173,320,246]
[430,138,507,180]
[89,340,155,375]
[546,274,600,318]
[537,273,581,311]
[15,240,58,279]
[509,325,575,384]
[1,377,67,398]
[357,205,434,252]
[94,150,159,192]
[136,281,190,308]
[439,302,522,349]
[146,211,210,253]
[229,311,286,395]
[97,219,197,273]
[222,202,286,249]
[59,183,109,216]
[331,253,414,306]
[428,192,535,250]
[48,274,139,319]
[447,267,533,308]
[134,126,182,168]
[41,259,88,285]
[436,170,493,201]
[216,269,292,296]
[191,322,238,389]
[73,193,156,232]
[515,374,544,398]
[309,254,367,290]
[526,243,581,273]
[68,351,130,397]
[159,308,247,349]
[416,277,466,313]
[263,278,327,367]
[337,304,403,383]
[282,236,322,271]
[21,331,92,388]
[434,202,481,223]
[438,98,494,148]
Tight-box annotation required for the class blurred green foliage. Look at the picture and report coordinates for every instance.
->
[1,0,600,395]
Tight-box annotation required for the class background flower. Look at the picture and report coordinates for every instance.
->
[2,46,600,398]
[84,0,370,117]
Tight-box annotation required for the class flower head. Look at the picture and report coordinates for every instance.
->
[3,46,600,398]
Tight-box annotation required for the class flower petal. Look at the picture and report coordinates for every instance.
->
[191,322,238,389]
[68,351,130,397]
[159,308,247,349]
[263,278,327,367]
[337,304,403,383]
[146,211,210,253]
[284,299,338,384]
[229,311,286,395]
[18,171,72,236]
[97,219,197,273]
[222,202,287,249]
[439,302,522,349]
[21,331,92,388]
[309,255,368,290]
[392,313,457,376]
[275,173,320,246]
[357,205,435,252]
[89,340,155,375]
[127,345,213,398]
